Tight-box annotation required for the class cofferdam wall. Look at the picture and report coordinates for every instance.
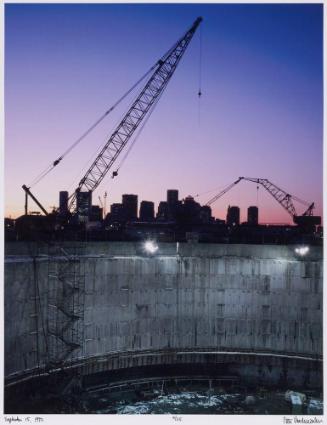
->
[5,242,323,388]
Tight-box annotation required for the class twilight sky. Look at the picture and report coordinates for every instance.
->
[5,3,323,223]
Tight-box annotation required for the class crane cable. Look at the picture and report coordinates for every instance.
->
[65,90,155,192]
[113,86,166,176]
[291,194,312,206]
[66,93,139,192]
[117,29,204,173]
[28,29,192,190]
[28,23,200,189]
[197,25,203,125]
[194,183,227,199]
[28,63,158,188]
[194,178,240,200]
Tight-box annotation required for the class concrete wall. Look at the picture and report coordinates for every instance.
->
[5,242,323,385]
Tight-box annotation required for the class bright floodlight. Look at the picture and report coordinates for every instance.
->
[144,240,158,254]
[295,246,310,256]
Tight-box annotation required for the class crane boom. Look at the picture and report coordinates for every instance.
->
[205,178,242,206]
[240,177,316,220]
[22,184,49,216]
[69,17,202,210]
[241,177,297,217]
[204,176,319,227]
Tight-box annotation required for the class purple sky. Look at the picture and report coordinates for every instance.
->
[5,4,323,223]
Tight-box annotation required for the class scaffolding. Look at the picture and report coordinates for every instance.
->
[46,243,86,386]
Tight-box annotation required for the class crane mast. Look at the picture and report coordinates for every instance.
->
[69,17,203,211]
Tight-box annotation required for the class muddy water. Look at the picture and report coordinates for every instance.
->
[80,385,323,415]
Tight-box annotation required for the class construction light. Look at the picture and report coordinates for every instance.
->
[295,246,310,256]
[144,240,159,254]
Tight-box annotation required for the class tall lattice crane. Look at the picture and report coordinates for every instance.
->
[69,17,203,211]
[205,177,320,227]
[240,177,320,226]
[23,17,203,216]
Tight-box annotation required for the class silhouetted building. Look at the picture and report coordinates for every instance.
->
[248,206,259,226]
[179,196,201,224]
[157,201,169,220]
[122,194,138,221]
[166,189,180,220]
[110,203,125,223]
[140,201,155,221]
[90,205,103,222]
[167,189,179,205]
[59,191,69,215]
[226,205,240,226]
[76,190,92,222]
[5,218,16,241]
[15,214,56,241]
[200,205,212,224]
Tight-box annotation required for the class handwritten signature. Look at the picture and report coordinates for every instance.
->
[284,417,323,424]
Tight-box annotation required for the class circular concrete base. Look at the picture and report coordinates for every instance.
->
[5,349,322,413]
